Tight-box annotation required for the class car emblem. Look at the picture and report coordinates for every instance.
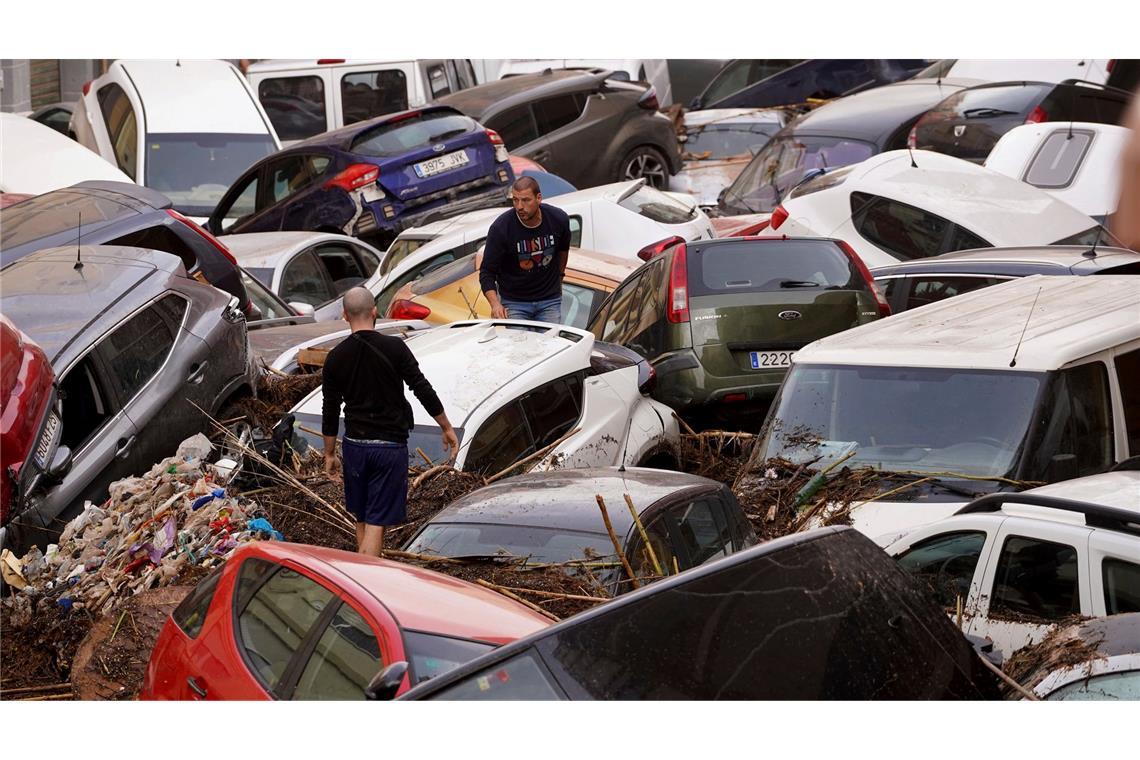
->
[953,125,967,138]
[778,310,802,321]
[432,143,447,153]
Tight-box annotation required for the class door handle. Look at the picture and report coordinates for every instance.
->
[187,676,207,698]
[114,435,136,458]
[187,361,209,385]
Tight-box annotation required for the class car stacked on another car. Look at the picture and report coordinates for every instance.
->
[437,69,681,190]
[207,105,514,251]
[0,112,131,197]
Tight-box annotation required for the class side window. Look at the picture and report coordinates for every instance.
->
[1062,362,1115,476]
[818,59,873,93]
[486,106,539,151]
[101,297,185,403]
[454,60,476,91]
[58,355,113,451]
[235,562,336,693]
[534,95,584,136]
[341,70,409,125]
[431,651,564,700]
[990,535,1080,620]
[905,276,1006,310]
[464,402,534,476]
[268,154,331,204]
[1102,558,1140,614]
[626,258,668,357]
[895,531,987,608]
[945,225,991,253]
[852,192,950,261]
[219,172,260,233]
[520,375,583,449]
[354,245,381,275]
[425,63,452,98]
[1114,347,1140,457]
[171,568,223,639]
[291,602,382,701]
[600,273,645,344]
[702,60,753,104]
[257,76,328,142]
[375,252,456,316]
[314,244,366,293]
[669,497,733,569]
[628,515,676,582]
[568,215,583,248]
[97,83,138,179]
[280,252,335,307]
[561,282,603,329]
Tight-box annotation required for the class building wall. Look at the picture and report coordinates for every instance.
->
[1,59,102,113]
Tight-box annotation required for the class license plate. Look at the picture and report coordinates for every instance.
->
[34,412,60,468]
[750,351,795,369]
[361,183,384,203]
[413,149,469,178]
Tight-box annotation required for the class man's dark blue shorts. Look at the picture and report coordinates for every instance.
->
[341,438,408,526]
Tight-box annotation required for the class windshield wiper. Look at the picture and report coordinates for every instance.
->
[878,470,989,500]
[961,107,1019,119]
[427,128,468,142]
[780,280,822,288]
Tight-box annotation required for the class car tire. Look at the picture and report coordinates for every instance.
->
[617,146,670,189]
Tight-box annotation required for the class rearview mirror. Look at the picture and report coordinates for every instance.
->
[364,661,409,700]
[288,302,316,317]
[1047,453,1078,483]
[45,446,72,483]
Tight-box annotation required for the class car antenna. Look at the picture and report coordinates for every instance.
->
[1083,223,1103,258]
[1009,286,1043,367]
[74,212,83,270]
[908,147,918,168]
[618,416,634,472]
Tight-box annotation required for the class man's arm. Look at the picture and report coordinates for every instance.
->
[320,355,344,480]
[394,341,460,462]
[480,225,508,318]
[556,210,571,276]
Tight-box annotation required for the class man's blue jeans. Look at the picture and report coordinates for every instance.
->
[501,295,562,324]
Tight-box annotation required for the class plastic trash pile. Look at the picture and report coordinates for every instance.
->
[1,434,284,625]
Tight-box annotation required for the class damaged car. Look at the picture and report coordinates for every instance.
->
[289,320,680,473]
[1010,612,1140,700]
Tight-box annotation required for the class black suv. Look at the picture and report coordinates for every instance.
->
[438,69,681,189]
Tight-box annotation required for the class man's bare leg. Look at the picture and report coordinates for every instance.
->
[359,524,386,557]
[355,522,366,551]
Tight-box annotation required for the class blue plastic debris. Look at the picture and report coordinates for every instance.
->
[248,517,284,541]
[191,488,227,511]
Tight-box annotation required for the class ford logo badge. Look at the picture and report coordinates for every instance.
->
[432,143,447,153]
[778,310,802,321]
[953,125,966,138]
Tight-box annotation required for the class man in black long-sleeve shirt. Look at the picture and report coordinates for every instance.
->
[322,287,458,556]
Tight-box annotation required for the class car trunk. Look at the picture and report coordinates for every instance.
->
[917,83,1050,163]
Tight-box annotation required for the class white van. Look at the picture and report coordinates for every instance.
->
[246,59,481,146]
[752,275,1140,540]
[70,59,280,220]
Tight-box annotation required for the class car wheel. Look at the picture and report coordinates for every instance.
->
[618,146,670,189]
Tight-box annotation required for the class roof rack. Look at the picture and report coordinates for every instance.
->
[956,493,1140,536]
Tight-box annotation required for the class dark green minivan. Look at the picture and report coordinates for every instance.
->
[586,236,891,421]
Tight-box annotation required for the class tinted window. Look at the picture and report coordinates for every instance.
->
[425,63,452,98]
[454,61,476,91]
[351,110,473,157]
[938,84,1050,119]
[58,356,111,451]
[103,297,185,402]
[990,535,1080,620]
[1103,558,1140,615]
[534,94,584,136]
[701,60,753,105]
[145,134,277,217]
[1024,130,1093,188]
[291,602,381,701]
[816,58,873,94]
[690,240,862,297]
[341,70,409,125]
[405,631,494,684]
[599,273,645,344]
[853,192,952,261]
[520,375,582,448]
[268,154,331,204]
[896,531,986,608]
[485,105,539,150]
[568,215,582,248]
[431,651,563,700]
[1116,348,1140,457]
[280,252,335,307]
[258,76,327,141]
[314,244,365,290]
[669,497,732,567]
[945,225,990,253]
[171,568,222,639]
[904,276,1007,310]
[97,83,138,179]
[617,185,697,223]
[107,225,197,272]
[465,402,534,476]
[628,514,676,581]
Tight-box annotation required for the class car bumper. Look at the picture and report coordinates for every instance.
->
[651,349,786,410]
[358,177,510,237]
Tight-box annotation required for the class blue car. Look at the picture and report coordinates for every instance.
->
[206,106,514,248]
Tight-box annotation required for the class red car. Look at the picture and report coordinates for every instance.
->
[140,542,551,700]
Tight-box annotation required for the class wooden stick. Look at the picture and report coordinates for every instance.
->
[672,411,697,436]
[108,610,127,644]
[297,424,324,439]
[410,464,455,492]
[475,579,560,622]
[595,495,639,589]
[0,683,73,695]
[977,654,1039,701]
[624,493,662,577]
[12,694,73,701]
[485,427,581,484]
[490,584,609,603]
[415,447,433,466]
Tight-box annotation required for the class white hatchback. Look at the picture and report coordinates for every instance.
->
[0,112,131,195]
[290,320,681,473]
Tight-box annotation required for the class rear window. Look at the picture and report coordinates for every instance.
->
[688,240,864,297]
[404,630,495,685]
[1024,130,1093,188]
[0,191,134,251]
[257,76,327,142]
[937,84,1050,118]
[618,185,697,223]
[350,110,476,158]
[406,522,614,565]
[786,165,857,201]
[410,254,476,295]
[683,124,777,159]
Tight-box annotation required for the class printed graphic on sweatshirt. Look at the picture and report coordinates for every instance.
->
[516,234,557,271]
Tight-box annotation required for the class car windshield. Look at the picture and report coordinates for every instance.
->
[382,237,432,275]
[145,133,277,216]
[241,268,293,321]
[406,522,616,565]
[721,135,875,214]
[403,630,495,685]
[351,111,475,158]
[683,124,776,159]
[756,364,1045,483]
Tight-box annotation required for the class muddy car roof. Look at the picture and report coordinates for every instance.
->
[0,245,186,365]
[872,245,1140,277]
[422,467,725,536]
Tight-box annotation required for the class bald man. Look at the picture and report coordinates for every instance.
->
[321,287,458,555]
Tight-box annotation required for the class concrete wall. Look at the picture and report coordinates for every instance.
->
[0,59,33,112]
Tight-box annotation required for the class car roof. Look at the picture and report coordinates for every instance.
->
[393,207,505,241]
[246,59,418,74]
[564,247,639,283]
[223,231,372,268]
[113,60,270,135]
[425,467,724,536]
[252,542,550,643]
[292,105,463,150]
[0,245,185,364]
[871,245,1140,277]
[0,113,132,194]
[438,70,608,118]
[795,274,1140,372]
[1019,471,1140,514]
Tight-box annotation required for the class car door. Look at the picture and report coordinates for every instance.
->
[484,104,546,165]
[278,250,339,308]
[208,165,265,235]
[531,93,590,179]
[259,153,334,231]
[462,400,536,476]
[95,82,141,181]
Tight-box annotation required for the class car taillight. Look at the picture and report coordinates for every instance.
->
[666,243,690,324]
[486,129,510,164]
[836,240,891,318]
[637,235,686,261]
[82,80,92,96]
[770,205,789,230]
[637,86,659,111]
[1107,59,1116,73]
[387,110,423,125]
[166,209,238,267]
[317,59,345,65]
[1025,105,1048,124]
[324,163,380,192]
[388,299,431,320]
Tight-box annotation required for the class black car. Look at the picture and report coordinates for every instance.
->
[438,69,682,190]
[911,80,1131,163]
[692,59,932,111]
[717,78,980,217]
[872,245,1140,313]
[392,526,1002,700]
[0,181,251,316]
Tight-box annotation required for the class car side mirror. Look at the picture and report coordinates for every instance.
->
[689,96,702,110]
[364,661,409,701]
[1047,453,1078,483]
[45,446,73,484]
[288,302,316,317]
